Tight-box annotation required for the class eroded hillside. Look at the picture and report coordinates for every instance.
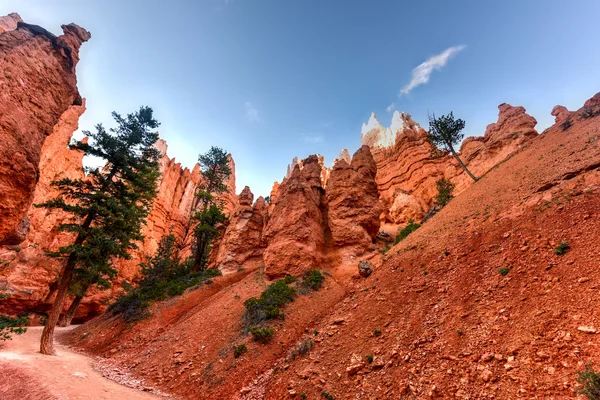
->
[65,94,600,399]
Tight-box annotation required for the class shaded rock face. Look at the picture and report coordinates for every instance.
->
[0,104,88,316]
[362,107,538,224]
[326,145,383,250]
[0,16,90,245]
[213,187,269,273]
[263,156,327,278]
[112,139,204,283]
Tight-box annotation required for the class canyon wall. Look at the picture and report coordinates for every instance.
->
[360,106,538,224]
[0,15,90,245]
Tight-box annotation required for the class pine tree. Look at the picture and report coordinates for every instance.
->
[36,106,161,354]
[191,147,232,272]
[427,112,479,182]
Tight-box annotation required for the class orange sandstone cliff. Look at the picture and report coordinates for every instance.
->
[0,15,90,245]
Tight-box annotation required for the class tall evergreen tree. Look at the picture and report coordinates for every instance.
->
[427,112,479,182]
[36,107,161,354]
[191,147,232,272]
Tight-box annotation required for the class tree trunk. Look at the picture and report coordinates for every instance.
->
[40,207,97,355]
[40,255,75,354]
[58,294,83,327]
[449,145,478,182]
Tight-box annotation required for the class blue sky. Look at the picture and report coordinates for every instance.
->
[3,0,600,197]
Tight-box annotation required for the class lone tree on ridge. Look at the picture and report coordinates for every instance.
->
[427,112,479,182]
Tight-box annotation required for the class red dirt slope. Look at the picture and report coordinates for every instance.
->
[68,93,600,399]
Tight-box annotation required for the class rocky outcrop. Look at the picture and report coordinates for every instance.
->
[213,187,268,274]
[361,107,538,224]
[0,15,90,245]
[326,145,382,250]
[551,105,572,124]
[459,103,538,177]
[0,12,21,34]
[0,104,88,316]
[263,156,327,278]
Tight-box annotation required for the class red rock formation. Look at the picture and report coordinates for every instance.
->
[0,104,87,316]
[213,187,268,274]
[0,12,21,34]
[268,181,280,214]
[0,15,90,245]
[263,156,327,278]
[326,145,382,250]
[361,106,538,224]
[459,103,538,177]
[551,105,572,124]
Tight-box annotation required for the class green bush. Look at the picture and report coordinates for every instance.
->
[244,279,297,327]
[321,391,334,400]
[233,344,247,358]
[554,241,570,255]
[395,220,421,244]
[110,234,222,322]
[499,267,509,276]
[373,329,382,337]
[366,354,373,363]
[0,314,29,341]
[577,366,600,399]
[249,326,275,343]
[302,270,325,290]
[434,178,455,208]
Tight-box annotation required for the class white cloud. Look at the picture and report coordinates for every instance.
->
[386,103,396,112]
[302,134,324,144]
[245,102,259,122]
[400,45,466,96]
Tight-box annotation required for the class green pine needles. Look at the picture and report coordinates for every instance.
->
[192,147,232,272]
[36,106,161,354]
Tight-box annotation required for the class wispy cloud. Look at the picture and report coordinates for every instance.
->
[245,102,259,122]
[386,103,396,112]
[400,45,466,96]
[302,134,325,144]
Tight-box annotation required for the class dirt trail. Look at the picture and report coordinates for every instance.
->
[0,326,165,400]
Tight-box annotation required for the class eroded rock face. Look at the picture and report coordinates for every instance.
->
[213,187,268,273]
[459,103,538,177]
[361,107,538,224]
[326,145,382,250]
[0,12,22,34]
[0,17,90,245]
[0,104,88,316]
[551,105,572,124]
[263,156,327,278]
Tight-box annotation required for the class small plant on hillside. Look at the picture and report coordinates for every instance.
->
[373,329,382,337]
[434,177,455,208]
[577,365,600,399]
[233,344,247,358]
[561,117,573,131]
[0,314,29,341]
[580,105,600,120]
[395,220,421,245]
[302,270,325,290]
[249,326,275,344]
[554,241,570,255]
[321,391,335,400]
[300,394,307,400]
[289,338,314,360]
[499,267,509,276]
[365,354,374,363]
[243,279,297,327]
[456,329,464,336]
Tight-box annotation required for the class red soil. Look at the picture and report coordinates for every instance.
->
[67,103,600,399]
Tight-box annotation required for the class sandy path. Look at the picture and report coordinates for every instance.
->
[0,326,164,400]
